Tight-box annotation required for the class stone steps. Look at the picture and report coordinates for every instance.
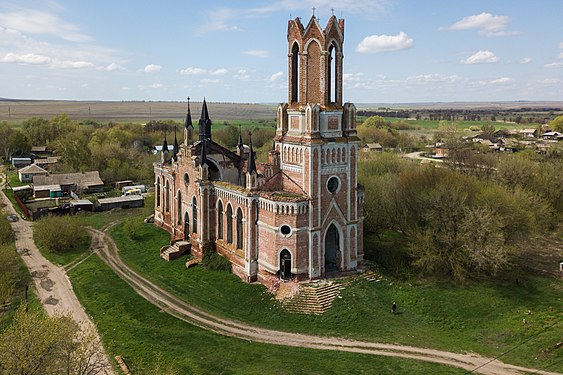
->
[160,240,190,261]
[282,271,381,315]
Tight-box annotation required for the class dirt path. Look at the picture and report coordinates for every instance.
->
[90,225,561,375]
[0,190,114,374]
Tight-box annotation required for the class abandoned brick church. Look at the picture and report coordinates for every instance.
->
[154,14,364,286]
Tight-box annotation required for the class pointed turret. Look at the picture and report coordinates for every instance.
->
[184,97,193,145]
[247,132,257,174]
[161,131,169,163]
[173,125,179,161]
[199,98,212,141]
[236,125,244,156]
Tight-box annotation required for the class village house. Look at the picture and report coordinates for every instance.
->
[154,14,364,286]
[18,163,48,182]
[362,143,383,152]
[33,171,104,194]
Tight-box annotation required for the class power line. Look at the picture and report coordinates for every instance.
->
[469,317,562,373]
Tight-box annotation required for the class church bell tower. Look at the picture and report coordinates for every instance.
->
[274,13,363,278]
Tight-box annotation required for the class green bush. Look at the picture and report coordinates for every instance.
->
[123,218,146,241]
[34,216,88,253]
[202,251,231,272]
[0,213,14,245]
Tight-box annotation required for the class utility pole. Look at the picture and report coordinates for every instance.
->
[8,106,11,120]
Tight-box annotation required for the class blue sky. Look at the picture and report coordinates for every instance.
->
[0,0,561,103]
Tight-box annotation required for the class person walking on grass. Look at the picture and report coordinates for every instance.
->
[392,301,397,314]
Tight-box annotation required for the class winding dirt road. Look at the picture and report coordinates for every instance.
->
[1,190,114,374]
[90,225,561,375]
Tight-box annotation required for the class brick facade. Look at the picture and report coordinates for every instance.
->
[154,14,364,286]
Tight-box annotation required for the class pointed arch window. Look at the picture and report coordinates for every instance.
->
[177,191,182,225]
[328,43,337,104]
[156,178,161,207]
[165,180,170,212]
[291,42,300,103]
[217,200,224,240]
[236,208,243,250]
[226,204,233,244]
[192,197,198,234]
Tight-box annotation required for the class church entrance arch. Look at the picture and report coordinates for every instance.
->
[279,249,292,280]
[324,223,340,273]
[183,211,190,241]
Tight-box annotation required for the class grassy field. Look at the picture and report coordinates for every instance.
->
[0,100,277,124]
[108,214,563,371]
[364,117,542,131]
[68,255,465,374]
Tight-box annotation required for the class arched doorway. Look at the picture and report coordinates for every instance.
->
[325,224,340,272]
[183,211,190,240]
[279,249,292,280]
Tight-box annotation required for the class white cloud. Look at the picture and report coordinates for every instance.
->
[144,64,162,73]
[269,71,283,81]
[1,52,97,69]
[540,78,560,84]
[558,52,563,60]
[150,83,164,88]
[55,60,95,69]
[520,58,532,64]
[197,7,241,34]
[490,77,513,84]
[406,74,461,84]
[559,42,563,49]
[180,67,207,75]
[210,68,228,76]
[343,72,364,82]
[356,32,413,53]
[461,50,499,64]
[104,63,125,71]
[544,62,563,68]
[201,78,220,83]
[1,52,51,65]
[445,12,517,37]
[234,69,250,80]
[244,50,270,58]
[0,9,91,42]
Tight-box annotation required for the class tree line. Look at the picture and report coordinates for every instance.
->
[359,152,561,282]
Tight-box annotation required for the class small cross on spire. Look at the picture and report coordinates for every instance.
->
[331,8,334,16]
[312,6,316,16]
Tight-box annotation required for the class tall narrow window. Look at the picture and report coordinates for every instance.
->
[192,197,198,234]
[177,191,182,225]
[328,44,336,103]
[156,178,161,207]
[291,42,299,103]
[236,208,243,250]
[165,181,170,212]
[226,204,233,244]
[217,200,224,240]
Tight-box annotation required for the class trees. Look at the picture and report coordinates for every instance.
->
[34,216,89,254]
[362,115,389,128]
[550,115,563,132]
[0,305,109,375]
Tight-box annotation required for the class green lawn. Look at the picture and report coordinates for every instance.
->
[68,255,464,374]
[109,215,563,372]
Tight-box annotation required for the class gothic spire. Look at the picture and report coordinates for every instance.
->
[173,125,179,160]
[184,97,193,129]
[247,132,257,174]
[162,130,169,154]
[199,98,212,141]
[237,124,244,153]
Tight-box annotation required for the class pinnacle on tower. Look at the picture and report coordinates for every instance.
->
[199,98,212,141]
[247,132,257,174]
[161,130,169,163]
[237,124,244,154]
[173,125,179,161]
[184,97,194,145]
[199,139,208,167]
